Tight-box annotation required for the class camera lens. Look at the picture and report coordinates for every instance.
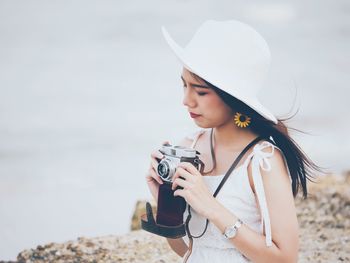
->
[157,162,169,179]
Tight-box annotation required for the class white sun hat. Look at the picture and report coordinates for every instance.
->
[161,19,278,124]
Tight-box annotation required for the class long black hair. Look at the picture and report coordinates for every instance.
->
[188,71,328,200]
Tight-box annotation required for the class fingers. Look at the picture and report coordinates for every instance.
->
[172,166,191,183]
[172,177,193,191]
[178,162,199,176]
[146,140,170,186]
[149,140,171,165]
[146,166,163,185]
[151,150,164,162]
[150,158,159,170]
[173,188,185,198]
[162,140,170,145]
[149,151,162,181]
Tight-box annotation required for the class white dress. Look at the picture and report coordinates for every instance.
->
[181,128,291,262]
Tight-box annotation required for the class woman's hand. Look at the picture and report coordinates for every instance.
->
[171,162,219,219]
[145,141,168,203]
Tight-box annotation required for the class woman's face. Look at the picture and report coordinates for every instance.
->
[181,67,234,128]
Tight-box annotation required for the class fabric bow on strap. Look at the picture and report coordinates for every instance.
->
[245,141,275,247]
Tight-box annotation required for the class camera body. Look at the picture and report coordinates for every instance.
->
[157,143,203,183]
[141,142,205,238]
[152,143,205,228]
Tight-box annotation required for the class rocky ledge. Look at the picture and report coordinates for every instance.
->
[1,172,349,263]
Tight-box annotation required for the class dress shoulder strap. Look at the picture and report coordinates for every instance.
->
[241,138,291,247]
[242,140,276,247]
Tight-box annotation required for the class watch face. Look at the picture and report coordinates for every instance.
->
[225,227,236,238]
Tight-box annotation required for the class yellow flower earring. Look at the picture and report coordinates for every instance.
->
[233,112,251,128]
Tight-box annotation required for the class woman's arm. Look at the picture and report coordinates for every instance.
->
[207,148,299,263]
[166,237,188,257]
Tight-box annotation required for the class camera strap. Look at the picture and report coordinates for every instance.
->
[183,130,275,263]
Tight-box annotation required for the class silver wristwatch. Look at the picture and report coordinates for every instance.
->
[223,218,243,239]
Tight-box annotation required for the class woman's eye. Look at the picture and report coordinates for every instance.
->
[182,85,206,96]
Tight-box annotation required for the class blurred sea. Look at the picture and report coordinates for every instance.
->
[0,0,349,260]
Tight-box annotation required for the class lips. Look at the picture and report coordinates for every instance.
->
[190,112,201,118]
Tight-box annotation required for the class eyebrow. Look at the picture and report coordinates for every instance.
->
[181,75,210,89]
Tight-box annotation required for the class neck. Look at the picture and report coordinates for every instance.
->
[212,122,258,152]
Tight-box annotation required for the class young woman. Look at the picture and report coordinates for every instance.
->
[145,20,324,263]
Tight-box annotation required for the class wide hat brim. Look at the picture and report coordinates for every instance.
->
[161,24,278,125]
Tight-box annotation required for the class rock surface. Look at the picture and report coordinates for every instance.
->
[1,172,349,263]
[12,231,181,263]
[295,172,350,262]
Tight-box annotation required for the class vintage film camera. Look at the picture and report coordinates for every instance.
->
[157,143,204,182]
[141,142,205,238]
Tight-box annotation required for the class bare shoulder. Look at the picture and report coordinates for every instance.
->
[247,141,298,256]
[257,142,290,182]
[247,141,289,194]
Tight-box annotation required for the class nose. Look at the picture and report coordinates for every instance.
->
[182,88,197,108]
